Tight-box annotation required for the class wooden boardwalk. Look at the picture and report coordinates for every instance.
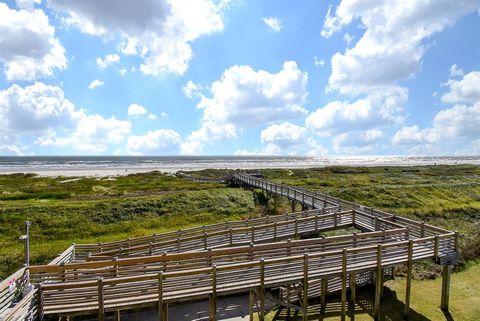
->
[0,173,459,321]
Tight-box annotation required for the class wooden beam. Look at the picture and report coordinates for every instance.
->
[249,289,255,321]
[303,253,309,321]
[404,240,413,319]
[97,278,105,321]
[259,258,265,321]
[341,249,347,321]
[320,278,327,315]
[374,245,382,321]
[209,265,217,321]
[441,265,452,311]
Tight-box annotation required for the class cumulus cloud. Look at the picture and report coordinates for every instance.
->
[262,17,282,32]
[182,61,308,154]
[0,144,24,156]
[393,71,480,152]
[306,87,406,136]
[126,129,182,155]
[182,80,202,98]
[0,3,67,80]
[322,0,480,95]
[449,64,464,78]
[88,79,104,89]
[48,0,227,75]
[441,71,480,104]
[0,82,131,154]
[332,129,384,154]
[96,54,120,69]
[127,103,148,117]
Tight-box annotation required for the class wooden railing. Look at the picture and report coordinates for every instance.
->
[0,269,38,321]
[37,232,456,318]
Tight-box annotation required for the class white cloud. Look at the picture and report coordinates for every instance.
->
[119,67,127,76]
[313,56,325,67]
[0,82,131,153]
[306,87,407,136]
[449,64,464,78]
[262,17,282,32]
[0,144,23,156]
[441,71,480,104]
[332,129,384,154]
[148,113,157,120]
[182,61,308,154]
[343,32,353,46]
[88,79,104,89]
[127,103,148,117]
[182,80,202,98]
[49,0,227,75]
[0,3,67,80]
[322,0,480,95]
[96,54,120,69]
[259,121,327,156]
[126,129,182,155]
[15,0,41,10]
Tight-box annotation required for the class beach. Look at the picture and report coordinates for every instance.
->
[1,155,479,177]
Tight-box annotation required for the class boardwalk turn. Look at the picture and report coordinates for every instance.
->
[0,173,459,321]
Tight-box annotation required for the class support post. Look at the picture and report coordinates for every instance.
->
[259,258,265,321]
[24,221,30,267]
[97,278,105,321]
[209,265,217,321]
[349,272,356,311]
[441,265,452,311]
[303,253,309,321]
[320,278,327,315]
[291,201,296,213]
[158,272,166,321]
[249,289,255,321]
[404,240,413,319]
[341,249,347,321]
[115,310,121,321]
[374,245,382,321]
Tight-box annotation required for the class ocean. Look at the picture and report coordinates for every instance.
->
[0,155,479,177]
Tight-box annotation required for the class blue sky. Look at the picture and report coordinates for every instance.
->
[0,0,479,156]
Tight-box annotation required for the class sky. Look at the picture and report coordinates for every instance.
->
[0,0,479,156]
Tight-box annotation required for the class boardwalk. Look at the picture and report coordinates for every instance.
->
[0,173,458,321]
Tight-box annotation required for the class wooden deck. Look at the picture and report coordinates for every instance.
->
[0,173,459,321]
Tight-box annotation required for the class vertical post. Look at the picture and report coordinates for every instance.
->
[158,272,165,321]
[22,221,31,267]
[349,272,356,312]
[115,310,121,321]
[441,265,452,311]
[203,231,208,250]
[286,285,291,319]
[251,226,255,244]
[420,222,425,238]
[320,278,327,315]
[249,289,255,321]
[259,258,265,321]
[315,214,319,232]
[229,229,233,246]
[291,201,296,213]
[334,212,338,228]
[97,278,105,321]
[209,265,217,321]
[374,245,382,320]
[294,218,298,237]
[341,249,347,321]
[273,223,277,242]
[149,242,153,256]
[434,235,440,262]
[303,253,309,321]
[404,240,413,319]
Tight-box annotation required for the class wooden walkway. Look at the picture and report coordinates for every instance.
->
[0,173,459,321]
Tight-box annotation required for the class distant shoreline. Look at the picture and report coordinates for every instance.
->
[0,155,479,177]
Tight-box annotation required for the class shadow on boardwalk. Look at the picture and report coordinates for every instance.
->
[271,287,432,321]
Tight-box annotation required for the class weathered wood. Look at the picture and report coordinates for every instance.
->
[249,289,255,321]
[404,240,413,319]
[320,278,327,315]
[341,249,347,321]
[303,253,309,321]
[259,258,265,321]
[374,245,382,321]
[209,265,217,321]
[441,265,452,311]
[97,278,105,321]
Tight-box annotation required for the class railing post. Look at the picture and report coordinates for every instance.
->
[209,265,217,321]
[273,223,277,242]
[229,228,233,246]
[302,253,309,321]
[259,258,265,321]
[98,278,105,321]
[441,265,452,311]
[203,231,208,250]
[374,244,382,320]
[251,226,255,244]
[341,249,347,321]
[294,218,298,237]
[404,240,413,319]
[249,289,255,321]
[420,222,425,238]
[158,272,167,321]
[320,278,327,315]
[434,235,440,263]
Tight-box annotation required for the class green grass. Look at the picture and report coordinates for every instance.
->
[0,172,255,278]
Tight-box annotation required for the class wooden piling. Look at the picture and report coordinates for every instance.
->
[303,253,309,321]
[404,240,413,319]
[341,249,347,321]
[374,245,382,320]
[441,265,452,311]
